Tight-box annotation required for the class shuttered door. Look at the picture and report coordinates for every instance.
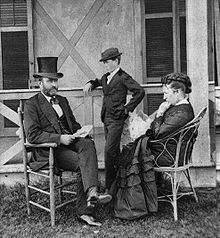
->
[2,31,29,127]
[0,0,31,129]
[145,18,173,78]
[144,0,186,115]
[2,31,29,89]
[180,16,186,74]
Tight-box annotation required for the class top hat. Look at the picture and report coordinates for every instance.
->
[33,57,63,79]
[99,48,122,62]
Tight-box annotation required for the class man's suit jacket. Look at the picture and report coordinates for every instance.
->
[89,68,145,122]
[24,92,81,170]
[149,103,195,166]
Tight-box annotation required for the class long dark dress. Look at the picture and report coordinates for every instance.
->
[112,103,194,220]
[111,136,158,220]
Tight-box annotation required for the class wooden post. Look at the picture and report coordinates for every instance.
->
[186,0,216,187]
[186,0,211,166]
[83,95,94,138]
[214,0,220,85]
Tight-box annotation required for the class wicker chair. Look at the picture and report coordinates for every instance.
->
[18,105,77,227]
[151,107,207,221]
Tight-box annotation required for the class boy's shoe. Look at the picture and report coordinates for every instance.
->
[87,186,98,208]
[98,193,112,204]
[87,186,112,207]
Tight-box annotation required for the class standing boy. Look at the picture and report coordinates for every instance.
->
[83,48,145,192]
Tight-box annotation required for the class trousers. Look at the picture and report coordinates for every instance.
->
[54,137,98,215]
[104,117,124,190]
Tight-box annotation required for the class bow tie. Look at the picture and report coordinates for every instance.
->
[50,97,59,104]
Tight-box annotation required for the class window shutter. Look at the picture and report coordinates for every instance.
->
[1,31,29,128]
[145,18,173,79]
[0,0,27,27]
[2,31,29,89]
[180,17,186,74]
[145,0,172,14]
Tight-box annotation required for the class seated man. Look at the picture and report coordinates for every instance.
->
[24,57,111,226]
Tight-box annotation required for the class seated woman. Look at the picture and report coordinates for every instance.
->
[111,72,194,220]
[149,72,194,167]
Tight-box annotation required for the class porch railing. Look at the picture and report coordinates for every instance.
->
[0,84,161,173]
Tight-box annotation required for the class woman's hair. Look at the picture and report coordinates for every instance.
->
[161,72,192,94]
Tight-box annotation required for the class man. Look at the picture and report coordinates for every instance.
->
[24,57,111,226]
[83,48,145,192]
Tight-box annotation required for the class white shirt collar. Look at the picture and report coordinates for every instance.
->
[176,97,189,105]
[41,92,63,117]
[107,67,120,84]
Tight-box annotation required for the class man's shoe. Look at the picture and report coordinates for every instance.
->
[87,186,98,208]
[78,215,102,227]
[87,196,98,208]
[98,193,112,204]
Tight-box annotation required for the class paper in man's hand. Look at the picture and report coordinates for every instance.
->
[73,125,93,137]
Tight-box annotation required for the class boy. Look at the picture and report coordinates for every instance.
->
[83,48,145,192]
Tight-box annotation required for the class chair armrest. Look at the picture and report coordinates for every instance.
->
[24,142,57,148]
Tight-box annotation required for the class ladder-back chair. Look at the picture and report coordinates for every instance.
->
[18,104,77,227]
[151,107,207,221]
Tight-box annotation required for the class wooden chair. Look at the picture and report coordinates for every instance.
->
[18,105,77,227]
[151,107,207,221]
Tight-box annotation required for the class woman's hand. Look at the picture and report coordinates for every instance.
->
[156,101,171,117]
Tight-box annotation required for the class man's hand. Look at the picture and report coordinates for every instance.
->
[156,101,171,118]
[60,135,76,145]
[83,83,92,95]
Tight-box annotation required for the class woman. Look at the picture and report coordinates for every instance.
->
[112,72,194,220]
[149,72,194,166]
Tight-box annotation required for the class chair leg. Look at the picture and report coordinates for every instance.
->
[58,175,63,203]
[185,169,198,203]
[24,166,31,215]
[172,172,178,221]
[173,195,178,221]
[26,177,31,215]
[50,172,55,227]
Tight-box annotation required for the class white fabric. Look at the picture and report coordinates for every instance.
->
[121,110,152,145]
[176,97,189,105]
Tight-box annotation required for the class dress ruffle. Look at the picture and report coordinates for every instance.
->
[113,136,158,220]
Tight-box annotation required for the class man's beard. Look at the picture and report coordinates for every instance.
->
[42,87,58,97]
